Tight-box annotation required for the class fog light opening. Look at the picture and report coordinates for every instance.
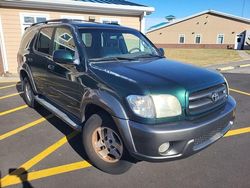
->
[158,142,170,155]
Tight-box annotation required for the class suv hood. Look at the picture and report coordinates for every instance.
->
[89,58,225,97]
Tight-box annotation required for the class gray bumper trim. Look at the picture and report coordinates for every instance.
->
[114,96,236,162]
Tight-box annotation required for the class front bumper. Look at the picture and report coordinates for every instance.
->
[114,96,236,162]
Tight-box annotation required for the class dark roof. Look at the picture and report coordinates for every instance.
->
[75,0,147,7]
[74,22,132,30]
[34,19,135,31]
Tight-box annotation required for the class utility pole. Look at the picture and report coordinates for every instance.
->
[241,0,246,17]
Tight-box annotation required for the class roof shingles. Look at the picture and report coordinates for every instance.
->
[75,0,146,7]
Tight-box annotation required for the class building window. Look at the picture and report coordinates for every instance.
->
[195,34,201,44]
[20,13,49,33]
[100,18,121,25]
[61,15,84,20]
[179,34,185,44]
[217,34,224,44]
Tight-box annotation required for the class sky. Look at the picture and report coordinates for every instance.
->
[133,0,250,29]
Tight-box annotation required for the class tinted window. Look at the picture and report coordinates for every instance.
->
[82,33,92,47]
[53,27,76,58]
[36,27,54,55]
[20,28,36,51]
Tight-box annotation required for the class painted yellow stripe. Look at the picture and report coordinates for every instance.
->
[0,105,28,116]
[0,84,16,89]
[230,88,250,96]
[0,80,19,83]
[0,126,249,187]
[0,161,91,187]
[217,66,235,71]
[0,92,22,100]
[239,63,250,68]
[0,115,53,140]
[224,127,250,137]
[0,131,78,186]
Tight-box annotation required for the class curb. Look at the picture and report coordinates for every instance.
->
[217,63,250,71]
[238,63,250,68]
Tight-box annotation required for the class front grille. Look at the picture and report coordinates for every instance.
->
[193,122,229,150]
[188,84,228,115]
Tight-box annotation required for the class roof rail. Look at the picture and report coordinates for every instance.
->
[30,19,119,27]
[30,19,77,27]
[30,19,121,27]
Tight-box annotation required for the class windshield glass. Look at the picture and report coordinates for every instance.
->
[78,28,162,62]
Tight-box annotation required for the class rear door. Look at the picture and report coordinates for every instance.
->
[29,27,55,95]
[45,26,82,117]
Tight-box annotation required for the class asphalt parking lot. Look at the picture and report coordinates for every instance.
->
[0,70,250,188]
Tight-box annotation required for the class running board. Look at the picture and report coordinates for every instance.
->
[35,96,82,131]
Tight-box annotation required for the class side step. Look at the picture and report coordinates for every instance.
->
[35,96,82,131]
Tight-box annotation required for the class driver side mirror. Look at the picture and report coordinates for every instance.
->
[53,50,74,64]
[158,48,165,56]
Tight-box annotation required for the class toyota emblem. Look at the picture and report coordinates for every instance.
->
[211,92,219,102]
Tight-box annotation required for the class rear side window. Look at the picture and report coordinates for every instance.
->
[35,27,54,55]
[19,28,36,52]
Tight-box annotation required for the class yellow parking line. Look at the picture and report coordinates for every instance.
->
[0,105,28,116]
[0,84,16,90]
[0,131,78,186]
[0,161,91,187]
[0,80,19,83]
[1,125,250,187]
[224,127,250,137]
[0,92,22,100]
[230,88,250,96]
[0,115,53,141]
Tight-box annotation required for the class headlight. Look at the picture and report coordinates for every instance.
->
[151,95,182,118]
[126,95,155,118]
[127,94,182,118]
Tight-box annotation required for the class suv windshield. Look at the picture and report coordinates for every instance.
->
[78,28,162,62]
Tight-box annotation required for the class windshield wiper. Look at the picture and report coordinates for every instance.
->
[135,54,165,59]
[89,56,136,62]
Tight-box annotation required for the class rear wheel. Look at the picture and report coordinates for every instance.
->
[82,113,132,174]
[22,77,36,108]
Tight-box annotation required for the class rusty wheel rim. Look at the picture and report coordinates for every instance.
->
[92,127,123,163]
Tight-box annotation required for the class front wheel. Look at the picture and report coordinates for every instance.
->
[82,113,132,174]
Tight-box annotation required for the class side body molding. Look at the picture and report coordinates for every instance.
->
[80,89,128,122]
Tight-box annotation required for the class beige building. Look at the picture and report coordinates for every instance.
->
[0,0,154,75]
[147,10,250,50]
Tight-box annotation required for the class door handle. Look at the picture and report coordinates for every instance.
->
[48,64,55,70]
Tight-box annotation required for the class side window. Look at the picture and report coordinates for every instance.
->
[53,27,77,58]
[35,27,54,55]
[82,33,92,47]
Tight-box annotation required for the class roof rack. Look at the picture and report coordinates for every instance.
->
[30,19,119,27]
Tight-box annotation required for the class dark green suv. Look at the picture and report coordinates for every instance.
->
[18,19,236,174]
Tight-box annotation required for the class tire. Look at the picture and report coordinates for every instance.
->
[22,77,36,108]
[82,113,132,174]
